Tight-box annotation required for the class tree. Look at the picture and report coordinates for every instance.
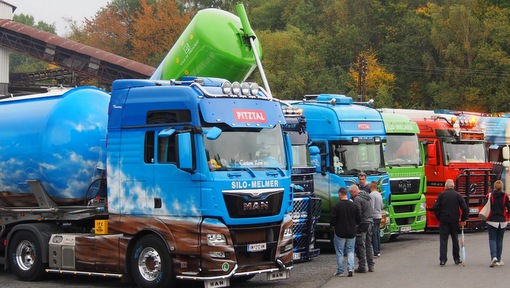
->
[349,50,396,106]
[131,0,193,66]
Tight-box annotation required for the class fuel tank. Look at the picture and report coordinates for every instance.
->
[0,87,110,206]
[151,8,262,82]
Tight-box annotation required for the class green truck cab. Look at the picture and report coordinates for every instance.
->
[381,112,427,238]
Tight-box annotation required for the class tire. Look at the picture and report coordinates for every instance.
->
[8,230,46,281]
[130,235,176,288]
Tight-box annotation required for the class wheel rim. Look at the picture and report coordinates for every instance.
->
[15,240,35,271]
[137,247,162,281]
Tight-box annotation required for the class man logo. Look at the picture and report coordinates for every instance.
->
[243,201,269,211]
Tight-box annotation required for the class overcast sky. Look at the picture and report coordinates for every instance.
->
[5,0,110,36]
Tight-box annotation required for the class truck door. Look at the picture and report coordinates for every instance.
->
[154,130,201,217]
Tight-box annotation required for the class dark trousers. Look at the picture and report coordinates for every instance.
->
[356,222,374,270]
[439,220,460,262]
[372,218,381,255]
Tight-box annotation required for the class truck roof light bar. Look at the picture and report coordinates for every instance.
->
[193,81,270,99]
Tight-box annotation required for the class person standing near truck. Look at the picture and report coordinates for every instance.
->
[357,172,371,193]
[330,187,361,277]
[369,180,383,258]
[484,180,510,267]
[349,184,375,273]
[433,179,468,266]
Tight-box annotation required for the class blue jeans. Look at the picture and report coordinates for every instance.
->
[334,234,355,274]
[372,218,381,255]
[488,224,506,261]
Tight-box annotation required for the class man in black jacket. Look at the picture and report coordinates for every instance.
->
[433,179,468,266]
[330,187,361,277]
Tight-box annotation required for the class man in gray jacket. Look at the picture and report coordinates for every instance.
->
[349,184,375,273]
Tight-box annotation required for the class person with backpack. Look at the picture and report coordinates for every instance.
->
[485,180,510,267]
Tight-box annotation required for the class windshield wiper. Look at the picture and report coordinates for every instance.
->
[226,165,256,177]
[264,166,285,176]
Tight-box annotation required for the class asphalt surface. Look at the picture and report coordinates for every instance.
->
[322,229,508,288]
[1,230,508,288]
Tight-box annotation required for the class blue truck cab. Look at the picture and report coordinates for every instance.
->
[293,94,391,246]
[106,77,294,286]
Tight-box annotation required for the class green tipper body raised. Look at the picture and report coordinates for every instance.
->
[151,8,262,82]
[381,112,427,238]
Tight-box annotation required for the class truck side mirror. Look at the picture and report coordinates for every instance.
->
[178,133,193,170]
[503,146,510,160]
[206,127,222,140]
[309,146,321,172]
[427,143,437,165]
[158,128,176,137]
[286,134,293,169]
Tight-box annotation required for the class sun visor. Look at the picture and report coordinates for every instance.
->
[199,98,285,128]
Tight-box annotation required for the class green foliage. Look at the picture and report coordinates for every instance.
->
[13,0,510,113]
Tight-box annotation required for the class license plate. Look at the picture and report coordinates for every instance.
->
[293,252,301,260]
[267,270,290,281]
[248,243,266,252]
[204,278,230,288]
[470,208,479,213]
[400,226,411,232]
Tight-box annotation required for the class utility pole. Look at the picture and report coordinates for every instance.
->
[357,55,367,102]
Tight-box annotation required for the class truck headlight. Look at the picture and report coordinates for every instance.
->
[210,251,228,259]
[207,234,227,246]
[420,202,426,212]
[283,227,293,241]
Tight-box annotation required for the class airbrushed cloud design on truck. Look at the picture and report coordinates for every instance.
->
[0,141,104,205]
[106,162,199,216]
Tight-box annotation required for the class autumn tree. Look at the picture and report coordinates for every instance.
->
[349,50,396,107]
[131,0,193,67]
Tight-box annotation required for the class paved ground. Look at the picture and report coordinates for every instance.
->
[322,230,508,288]
[1,230,508,288]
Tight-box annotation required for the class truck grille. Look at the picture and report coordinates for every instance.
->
[455,168,494,208]
[223,188,283,218]
[393,204,415,214]
[390,178,420,195]
[292,197,321,251]
[229,223,280,267]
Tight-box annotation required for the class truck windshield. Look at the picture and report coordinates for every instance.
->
[330,142,386,175]
[384,134,421,167]
[443,141,486,165]
[204,125,287,171]
[292,144,311,167]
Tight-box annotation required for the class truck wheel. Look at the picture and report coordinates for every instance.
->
[8,230,46,281]
[130,235,176,288]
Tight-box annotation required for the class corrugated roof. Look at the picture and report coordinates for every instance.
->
[0,19,156,83]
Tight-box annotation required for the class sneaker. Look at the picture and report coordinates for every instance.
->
[334,272,345,277]
[496,261,504,266]
[348,270,353,277]
[354,268,366,273]
[440,261,446,267]
[368,266,375,272]
[490,257,498,267]
[374,253,380,258]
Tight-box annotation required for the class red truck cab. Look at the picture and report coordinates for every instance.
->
[416,115,493,228]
